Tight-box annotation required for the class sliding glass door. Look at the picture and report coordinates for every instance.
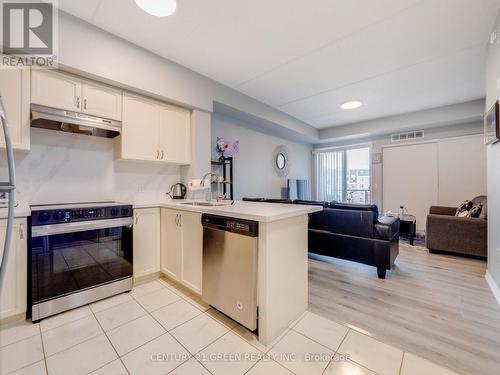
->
[315,146,371,204]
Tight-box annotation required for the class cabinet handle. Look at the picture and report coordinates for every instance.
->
[161,150,164,159]
[83,98,87,110]
[76,97,80,109]
[19,224,24,239]
[135,214,138,225]
[156,150,160,159]
[178,214,181,227]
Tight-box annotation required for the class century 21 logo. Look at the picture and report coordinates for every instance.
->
[2,1,53,55]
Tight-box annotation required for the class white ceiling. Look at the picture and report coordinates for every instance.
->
[58,0,500,129]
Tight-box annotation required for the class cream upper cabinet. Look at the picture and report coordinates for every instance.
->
[0,218,28,320]
[82,81,122,120]
[159,104,191,164]
[161,208,181,280]
[179,211,202,294]
[31,70,82,112]
[117,93,191,165]
[118,93,160,161]
[133,208,160,280]
[0,69,30,151]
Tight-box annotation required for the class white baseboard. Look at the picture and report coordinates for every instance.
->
[485,270,500,308]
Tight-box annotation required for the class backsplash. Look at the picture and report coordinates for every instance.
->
[0,128,181,205]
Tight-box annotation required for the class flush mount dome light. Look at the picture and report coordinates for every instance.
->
[340,100,363,110]
[134,0,177,17]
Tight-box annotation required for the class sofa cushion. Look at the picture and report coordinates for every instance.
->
[293,200,329,208]
[467,204,483,218]
[329,201,379,222]
[455,200,472,216]
[472,196,487,219]
[309,208,374,238]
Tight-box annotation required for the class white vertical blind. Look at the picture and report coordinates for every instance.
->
[315,150,344,202]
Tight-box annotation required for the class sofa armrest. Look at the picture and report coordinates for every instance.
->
[429,206,457,216]
[374,215,400,240]
[426,214,487,256]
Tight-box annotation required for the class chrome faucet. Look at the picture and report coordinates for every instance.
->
[200,173,225,202]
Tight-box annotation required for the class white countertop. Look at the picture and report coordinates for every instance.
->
[0,200,323,222]
[134,200,323,222]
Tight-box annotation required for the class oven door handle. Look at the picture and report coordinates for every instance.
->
[31,217,134,237]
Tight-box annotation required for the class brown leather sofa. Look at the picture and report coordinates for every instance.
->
[426,196,487,258]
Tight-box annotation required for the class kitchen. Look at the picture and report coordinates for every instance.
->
[0,6,321,374]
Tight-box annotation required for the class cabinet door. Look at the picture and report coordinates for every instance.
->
[82,80,122,120]
[0,69,30,150]
[160,209,181,280]
[0,218,27,320]
[31,70,82,111]
[179,211,202,294]
[159,104,191,164]
[119,93,160,161]
[133,208,160,279]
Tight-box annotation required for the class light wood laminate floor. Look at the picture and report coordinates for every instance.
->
[308,244,500,375]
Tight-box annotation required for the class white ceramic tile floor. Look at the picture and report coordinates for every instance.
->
[0,276,460,375]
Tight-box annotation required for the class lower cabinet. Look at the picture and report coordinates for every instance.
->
[133,208,161,279]
[0,218,27,321]
[161,208,202,294]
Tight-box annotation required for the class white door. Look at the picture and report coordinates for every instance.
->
[159,104,191,164]
[0,69,30,150]
[133,208,160,279]
[31,70,82,112]
[120,93,160,161]
[161,209,181,280]
[383,143,438,231]
[0,218,27,320]
[82,81,122,120]
[179,212,202,294]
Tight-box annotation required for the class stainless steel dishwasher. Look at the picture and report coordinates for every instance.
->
[202,214,258,331]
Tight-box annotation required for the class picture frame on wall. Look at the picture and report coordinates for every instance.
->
[484,100,499,145]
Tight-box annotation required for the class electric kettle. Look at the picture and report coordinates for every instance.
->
[167,183,187,199]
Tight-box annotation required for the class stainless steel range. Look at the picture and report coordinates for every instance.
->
[28,202,133,321]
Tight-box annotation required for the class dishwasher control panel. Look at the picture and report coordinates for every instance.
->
[202,214,258,237]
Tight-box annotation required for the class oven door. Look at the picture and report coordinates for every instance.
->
[30,217,133,307]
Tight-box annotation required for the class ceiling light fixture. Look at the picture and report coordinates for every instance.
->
[340,100,363,110]
[134,0,177,17]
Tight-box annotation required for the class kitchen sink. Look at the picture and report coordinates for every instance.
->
[180,201,230,207]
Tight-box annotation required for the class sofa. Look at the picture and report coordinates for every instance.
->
[302,201,400,279]
[426,195,487,258]
[244,198,400,278]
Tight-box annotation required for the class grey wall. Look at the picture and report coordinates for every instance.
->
[314,121,484,210]
[486,12,500,289]
[211,113,312,200]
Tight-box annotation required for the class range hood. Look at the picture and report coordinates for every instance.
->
[31,104,121,138]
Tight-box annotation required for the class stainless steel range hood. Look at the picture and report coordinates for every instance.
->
[31,104,121,138]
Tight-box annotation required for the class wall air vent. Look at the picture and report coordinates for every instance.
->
[391,130,424,143]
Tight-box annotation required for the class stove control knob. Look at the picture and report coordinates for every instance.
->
[121,208,130,216]
[53,211,65,221]
[110,208,119,216]
[38,212,50,222]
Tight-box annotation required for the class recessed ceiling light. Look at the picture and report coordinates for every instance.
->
[340,100,363,110]
[134,0,177,17]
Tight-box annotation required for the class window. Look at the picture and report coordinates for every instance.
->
[314,146,371,204]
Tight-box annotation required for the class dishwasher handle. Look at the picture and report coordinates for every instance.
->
[202,214,258,237]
